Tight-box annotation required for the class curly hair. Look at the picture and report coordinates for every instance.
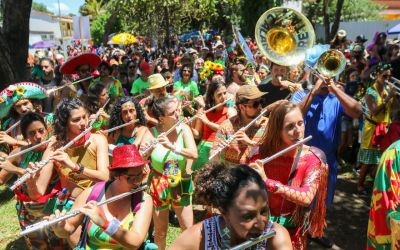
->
[195,162,267,212]
[53,98,86,142]
[86,83,107,114]
[109,96,146,135]
[20,112,47,139]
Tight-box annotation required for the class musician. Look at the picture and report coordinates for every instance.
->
[0,112,69,249]
[358,63,394,193]
[258,63,301,106]
[249,101,328,249]
[35,98,110,244]
[90,61,125,98]
[210,85,268,165]
[59,53,101,102]
[108,96,151,147]
[191,79,236,171]
[87,83,111,131]
[50,144,153,249]
[367,139,400,250]
[143,95,198,250]
[170,162,292,250]
[0,82,50,152]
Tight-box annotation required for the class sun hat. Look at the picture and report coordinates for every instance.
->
[148,73,168,90]
[0,82,47,119]
[60,53,101,74]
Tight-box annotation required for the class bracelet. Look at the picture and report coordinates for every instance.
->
[101,220,110,231]
[104,217,121,236]
[72,164,79,172]
[77,165,85,174]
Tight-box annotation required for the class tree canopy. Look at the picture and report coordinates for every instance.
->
[32,1,53,14]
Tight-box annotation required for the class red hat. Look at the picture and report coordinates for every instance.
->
[139,60,151,75]
[109,144,149,170]
[60,53,101,74]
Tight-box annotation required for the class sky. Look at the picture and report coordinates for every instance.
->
[33,0,85,15]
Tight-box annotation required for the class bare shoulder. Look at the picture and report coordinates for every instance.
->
[268,222,293,250]
[169,222,203,250]
[91,133,108,143]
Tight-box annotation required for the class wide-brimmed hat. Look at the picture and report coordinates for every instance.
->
[109,144,149,170]
[337,29,347,38]
[236,85,267,100]
[60,53,101,74]
[0,82,47,119]
[148,73,168,90]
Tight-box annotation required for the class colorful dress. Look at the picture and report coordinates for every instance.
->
[203,215,273,249]
[367,139,400,250]
[358,83,391,165]
[192,107,229,171]
[253,147,328,250]
[210,115,267,165]
[147,126,193,211]
[15,149,68,249]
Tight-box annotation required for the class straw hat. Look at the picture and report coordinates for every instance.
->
[148,73,168,90]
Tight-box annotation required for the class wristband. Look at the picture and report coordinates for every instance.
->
[77,165,84,174]
[101,220,110,231]
[173,145,182,155]
[104,217,121,236]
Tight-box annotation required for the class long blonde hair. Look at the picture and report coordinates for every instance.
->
[261,100,300,155]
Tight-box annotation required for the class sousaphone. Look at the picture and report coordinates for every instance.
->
[255,7,315,66]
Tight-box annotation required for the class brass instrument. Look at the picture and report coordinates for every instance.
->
[315,49,346,78]
[255,7,315,66]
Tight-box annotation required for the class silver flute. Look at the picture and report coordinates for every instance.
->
[46,76,95,95]
[20,185,147,236]
[208,108,269,160]
[103,119,139,134]
[4,120,21,133]
[229,230,276,250]
[9,100,110,191]
[140,119,183,156]
[0,139,52,161]
[184,100,229,125]
[259,136,312,164]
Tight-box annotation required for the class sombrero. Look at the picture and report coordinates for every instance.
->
[0,82,48,119]
[60,53,101,75]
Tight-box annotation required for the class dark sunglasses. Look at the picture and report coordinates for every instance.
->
[244,100,261,109]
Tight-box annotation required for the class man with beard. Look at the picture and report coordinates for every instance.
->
[210,85,268,165]
[226,63,247,97]
[258,62,301,106]
[38,58,58,113]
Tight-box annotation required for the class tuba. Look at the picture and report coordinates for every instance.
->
[316,49,346,78]
[255,7,315,66]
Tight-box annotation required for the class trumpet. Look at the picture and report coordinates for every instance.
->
[140,119,184,156]
[20,185,147,236]
[208,108,269,161]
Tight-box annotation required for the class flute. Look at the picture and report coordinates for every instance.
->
[229,230,276,250]
[184,100,228,124]
[140,119,184,156]
[9,100,109,191]
[46,76,95,95]
[20,185,147,236]
[208,108,269,160]
[258,136,312,164]
[103,119,139,134]
[0,138,52,161]
[4,120,21,134]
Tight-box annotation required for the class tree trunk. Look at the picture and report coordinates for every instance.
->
[164,6,171,49]
[0,0,32,89]
[329,0,345,41]
[323,0,330,43]
[103,12,118,44]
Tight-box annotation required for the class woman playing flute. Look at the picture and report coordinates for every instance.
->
[107,96,151,147]
[49,145,153,249]
[34,98,110,246]
[191,79,236,171]
[142,95,198,250]
[0,112,69,249]
[170,162,292,250]
[249,100,328,250]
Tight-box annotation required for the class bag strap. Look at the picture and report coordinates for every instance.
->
[75,181,108,249]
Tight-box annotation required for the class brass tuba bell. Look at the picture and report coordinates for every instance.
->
[255,7,315,66]
[316,49,346,78]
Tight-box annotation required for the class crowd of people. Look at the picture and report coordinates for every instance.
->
[1,20,400,250]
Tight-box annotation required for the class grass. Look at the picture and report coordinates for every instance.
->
[0,184,205,249]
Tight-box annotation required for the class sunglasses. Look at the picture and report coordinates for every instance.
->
[244,100,261,109]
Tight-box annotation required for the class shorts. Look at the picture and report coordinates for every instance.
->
[147,170,193,211]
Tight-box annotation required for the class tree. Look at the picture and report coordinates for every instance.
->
[0,0,32,88]
[79,0,107,17]
[32,1,53,14]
